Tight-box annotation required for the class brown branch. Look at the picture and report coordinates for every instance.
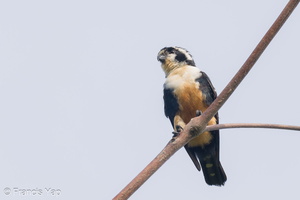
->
[205,123,300,132]
[113,1,300,199]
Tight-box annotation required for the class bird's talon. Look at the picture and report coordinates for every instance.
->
[196,110,202,117]
[172,125,184,138]
[172,131,180,137]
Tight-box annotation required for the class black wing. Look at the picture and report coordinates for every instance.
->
[163,86,179,128]
[196,71,218,117]
[190,71,227,185]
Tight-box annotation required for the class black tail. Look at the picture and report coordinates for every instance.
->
[197,151,227,186]
[185,145,227,186]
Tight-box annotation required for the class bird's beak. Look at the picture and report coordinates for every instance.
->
[157,54,166,63]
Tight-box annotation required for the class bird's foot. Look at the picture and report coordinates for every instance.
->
[196,110,202,117]
[172,125,184,138]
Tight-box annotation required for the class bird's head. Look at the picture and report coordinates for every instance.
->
[157,46,195,76]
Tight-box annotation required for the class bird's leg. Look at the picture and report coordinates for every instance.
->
[196,110,202,117]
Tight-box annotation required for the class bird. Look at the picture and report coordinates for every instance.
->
[157,46,227,186]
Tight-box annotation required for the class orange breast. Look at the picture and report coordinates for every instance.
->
[174,83,216,147]
[175,83,206,123]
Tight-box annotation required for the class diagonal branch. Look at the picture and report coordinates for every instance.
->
[113,1,299,199]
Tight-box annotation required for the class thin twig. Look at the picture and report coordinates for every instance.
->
[113,1,299,199]
[205,123,300,132]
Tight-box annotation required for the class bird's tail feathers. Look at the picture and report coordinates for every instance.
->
[197,151,227,186]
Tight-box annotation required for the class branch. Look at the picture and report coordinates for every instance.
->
[113,1,299,199]
[205,123,300,132]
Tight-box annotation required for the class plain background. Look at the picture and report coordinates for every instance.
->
[1,0,300,199]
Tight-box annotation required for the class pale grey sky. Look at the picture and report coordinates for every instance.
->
[0,0,300,199]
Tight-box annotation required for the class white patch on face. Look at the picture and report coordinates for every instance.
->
[164,66,202,90]
[168,53,177,62]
